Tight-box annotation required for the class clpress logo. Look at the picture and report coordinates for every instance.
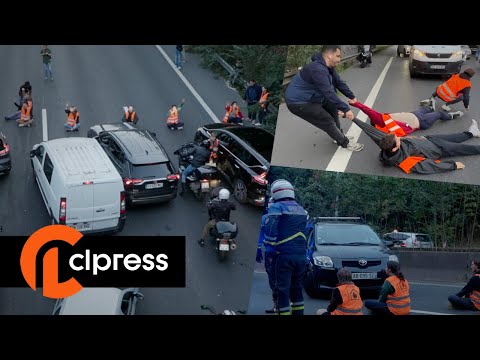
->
[18,225,184,299]
[20,225,83,299]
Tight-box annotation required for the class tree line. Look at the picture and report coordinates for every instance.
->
[269,167,480,248]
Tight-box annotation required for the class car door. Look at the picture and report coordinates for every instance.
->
[216,132,236,184]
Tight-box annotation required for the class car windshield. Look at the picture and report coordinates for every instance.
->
[315,224,382,246]
[224,128,273,162]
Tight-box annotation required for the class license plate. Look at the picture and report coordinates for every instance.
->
[431,65,445,69]
[201,182,209,189]
[352,272,377,280]
[72,223,90,231]
[219,243,229,251]
[146,183,163,189]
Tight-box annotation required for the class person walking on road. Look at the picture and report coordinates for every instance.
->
[349,115,480,175]
[40,45,53,81]
[348,99,464,134]
[285,45,364,151]
[447,260,480,311]
[420,68,475,112]
[175,45,183,70]
[316,268,363,315]
[263,179,308,315]
[364,261,411,315]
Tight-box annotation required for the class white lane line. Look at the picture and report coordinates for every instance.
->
[42,109,48,142]
[154,45,220,123]
[326,57,394,172]
[410,281,463,288]
[410,309,452,315]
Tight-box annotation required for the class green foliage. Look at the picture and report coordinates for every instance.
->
[268,167,480,248]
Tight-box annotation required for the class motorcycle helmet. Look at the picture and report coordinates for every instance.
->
[270,179,295,200]
[219,188,230,200]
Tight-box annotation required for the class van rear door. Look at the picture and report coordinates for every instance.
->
[91,180,121,231]
[66,183,95,232]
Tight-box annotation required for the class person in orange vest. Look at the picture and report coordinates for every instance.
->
[5,96,32,122]
[316,268,363,315]
[448,259,480,311]
[348,115,480,174]
[208,132,220,163]
[64,104,80,132]
[257,86,270,126]
[364,261,411,315]
[122,106,139,124]
[223,101,244,125]
[420,68,475,112]
[17,99,33,127]
[166,98,185,130]
[347,99,463,134]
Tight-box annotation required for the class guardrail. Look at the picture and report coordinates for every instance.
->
[282,45,390,88]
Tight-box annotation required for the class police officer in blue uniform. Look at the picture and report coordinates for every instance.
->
[261,179,308,315]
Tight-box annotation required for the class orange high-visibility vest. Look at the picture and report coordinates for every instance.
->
[20,102,32,121]
[375,114,406,137]
[67,111,79,127]
[436,74,471,102]
[209,138,219,160]
[470,274,480,310]
[331,284,363,315]
[259,91,270,109]
[385,275,411,315]
[167,108,178,124]
[125,111,136,122]
[397,156,425,173]
[223,105,240,123]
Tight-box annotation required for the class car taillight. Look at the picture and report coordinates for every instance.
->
[59,197,67,224]
[167,174,180,181]
[253,172,268,185]
[401,242,406,247]
[123,178,143,187]
[120,191,126,215]
[200,179,209,183]
[0,144,9,156]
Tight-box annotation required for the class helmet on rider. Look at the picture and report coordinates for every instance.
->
[219,188,230,200]
[270,179,295,201]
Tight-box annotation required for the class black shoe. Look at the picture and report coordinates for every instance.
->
[198,239,205,247]
[179,183,185,196]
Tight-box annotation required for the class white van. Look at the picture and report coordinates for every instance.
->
[30,138,126,234]
[52,288,144,315]
[409,45,464,78]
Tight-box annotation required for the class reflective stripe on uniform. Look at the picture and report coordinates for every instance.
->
[336,307,363,314]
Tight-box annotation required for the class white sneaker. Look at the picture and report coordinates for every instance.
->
[420,98,431,105]
[333,135,354,144]
[449,111,464,120]
[468,119,480,138]
[442,104,451,111]
[346,143,364,151]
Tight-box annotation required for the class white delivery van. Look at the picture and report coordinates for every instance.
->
[30,137,126,234]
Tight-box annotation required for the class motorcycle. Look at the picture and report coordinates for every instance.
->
[209,219,238,262]
[357,45,372,68]
[174,142,222,201]
[0,132,11,175]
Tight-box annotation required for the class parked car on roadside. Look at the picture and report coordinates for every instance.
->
[397,45,412,57]
[383,231,433,249]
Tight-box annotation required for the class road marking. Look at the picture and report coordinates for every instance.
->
[326,57,394,172]
[410,281,463,288]
[154,45,220,123]
[409,309,451,315]
[42,109,48,142]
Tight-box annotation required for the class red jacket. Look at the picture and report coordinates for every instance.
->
[351,101,415,135]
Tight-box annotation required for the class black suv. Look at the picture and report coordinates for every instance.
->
[0,132,11,175]
[304,217,399,297]
[194,123,273,207]
[88,123,179,205]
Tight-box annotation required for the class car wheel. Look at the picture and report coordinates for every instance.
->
[409,69,417,78]
[233,178,248,204]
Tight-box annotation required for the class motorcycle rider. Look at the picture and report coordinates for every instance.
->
[179,140,211,195]
[199,188,236,247]
[263,179,308,315]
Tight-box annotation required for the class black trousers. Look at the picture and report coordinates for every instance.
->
[427,132,480,157]
[287,102,349,147]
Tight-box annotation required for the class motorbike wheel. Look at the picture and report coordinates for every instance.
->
[194,190,205,201]
[217,249,227,262]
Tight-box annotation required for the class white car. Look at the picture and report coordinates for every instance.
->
[459,45,472,60]
[409,45,464,78]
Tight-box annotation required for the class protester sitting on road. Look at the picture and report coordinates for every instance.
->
[364,261,411,315]
[16,100,33,127]
[348,114,480,174]
[64,104,80,132]
[17,81,32,107]
[348,99,464,134]
[420,68,475,112]
[166,99,185,130]
[5,97,32,122]
[316,268,363,315]
[447,260,480,311]
[223,101,244,125]
[122,106,139,124]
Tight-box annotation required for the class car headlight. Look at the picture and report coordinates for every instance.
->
[453,50,464,57]
[413,49,425,57]
[313,256,333,268]
[389,255,399,263]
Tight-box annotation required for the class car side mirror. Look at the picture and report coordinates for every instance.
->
[30,150,36,158]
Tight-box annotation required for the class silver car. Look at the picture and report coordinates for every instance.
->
[397,45,411,57]
[384,232,434,249]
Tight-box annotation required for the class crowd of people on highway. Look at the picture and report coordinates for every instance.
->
[285,45,480,175]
